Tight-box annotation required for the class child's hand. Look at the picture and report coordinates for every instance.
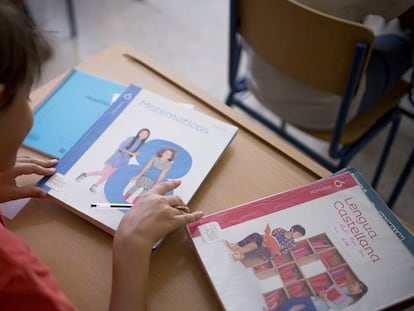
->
[0,155,57,203]
[110,180,203,310]
[114,180,203,252]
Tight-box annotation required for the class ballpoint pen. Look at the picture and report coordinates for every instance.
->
[91,202,189,212]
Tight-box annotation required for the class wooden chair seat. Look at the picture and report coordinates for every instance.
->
[306,81,409,144]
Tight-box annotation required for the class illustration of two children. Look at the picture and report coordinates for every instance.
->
[76,128,177,202]
[225,224,368,310]
[225,224,306,262]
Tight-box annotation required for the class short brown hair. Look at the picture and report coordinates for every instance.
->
[0,1,49,108]
[290,224,306,236]
[156,148,178,161]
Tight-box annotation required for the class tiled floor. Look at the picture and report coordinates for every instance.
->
[26,0,413,225]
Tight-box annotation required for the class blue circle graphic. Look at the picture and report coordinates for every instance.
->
[104,139,192,203]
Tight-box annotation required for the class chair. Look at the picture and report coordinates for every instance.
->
[226,0,409,187]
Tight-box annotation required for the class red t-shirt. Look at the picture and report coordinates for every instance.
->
[0,212,77,311]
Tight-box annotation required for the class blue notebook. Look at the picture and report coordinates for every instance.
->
[24,70,126,158]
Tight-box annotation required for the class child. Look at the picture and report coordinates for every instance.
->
[279,280,368,311]
[124,147,177,203]
[225,225,306,262]
[0,2,203,310]
[76,128,151,192]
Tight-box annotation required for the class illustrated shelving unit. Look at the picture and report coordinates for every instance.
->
[240,233,359,310]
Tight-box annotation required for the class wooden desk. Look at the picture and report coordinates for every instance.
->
[6,42,330,311]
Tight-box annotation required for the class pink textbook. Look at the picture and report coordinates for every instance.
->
[187,168,414,311]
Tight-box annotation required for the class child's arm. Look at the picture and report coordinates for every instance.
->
[119,138,140,156]
[263,224,281,256]
[109,180,203,311]
[125,150,139,157]
[118,137,133,153]
[131,159,153,181]
[0,155,57,203]
[155,167,171,184]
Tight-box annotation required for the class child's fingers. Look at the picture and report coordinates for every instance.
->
[174,210,204,225]
[165,195,186,208]
[11,163,56,178]
[6,186,47,200]
[17,156,58,168]
[152,180,181,194]
[173,205,190,213]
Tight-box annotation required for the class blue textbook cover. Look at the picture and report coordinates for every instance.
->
[24,70,126,158]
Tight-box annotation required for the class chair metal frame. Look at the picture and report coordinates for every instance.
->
[226,0,404,187]
[388,147,414,208]
[387,106,414,208]
[65,0,77,38]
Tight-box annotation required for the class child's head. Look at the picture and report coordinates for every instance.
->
[290,224,306,238]
[157,148,177,161]
[348,280,368,295]
[0,2,48,108]
[136,128,150,141]
[0,2,49,170]
[347,280,368,303]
